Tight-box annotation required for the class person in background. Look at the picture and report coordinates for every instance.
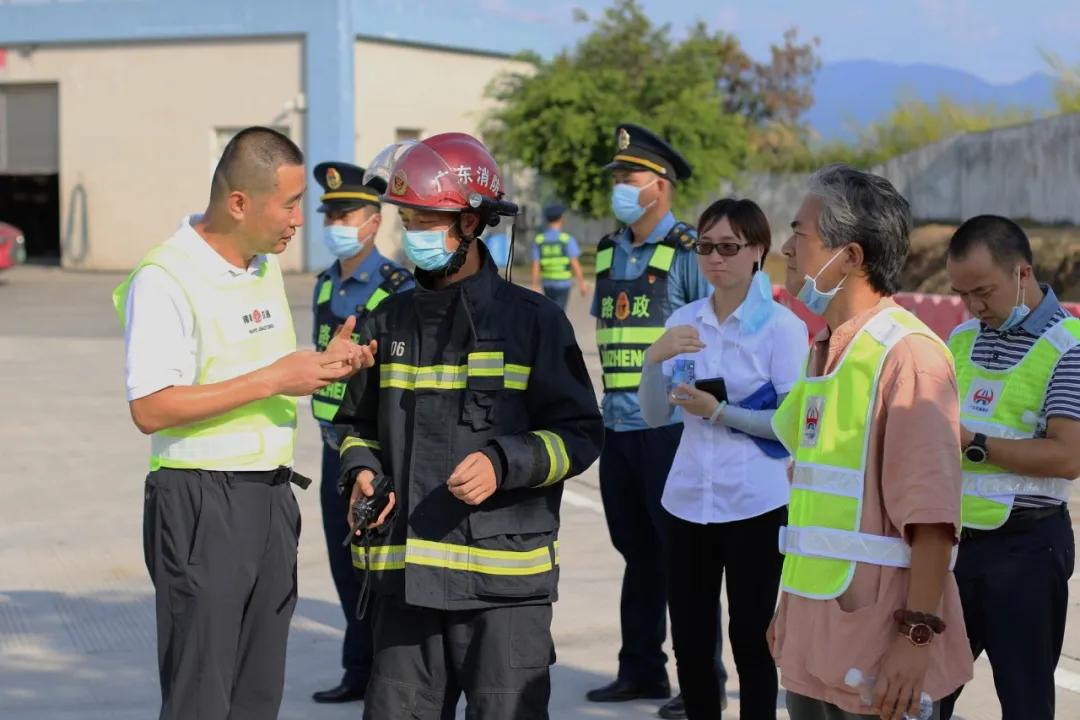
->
[769,164,972,720]
[941,215,1078,720]
[639,198,807,720]
[531,202,588,309]
[308,161,413,704]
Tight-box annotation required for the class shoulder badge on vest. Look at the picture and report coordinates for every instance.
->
[379,263,413,292]
[664,221,696,251]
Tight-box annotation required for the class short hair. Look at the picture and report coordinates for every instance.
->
[210,126,303,202]
[948,215,1033,269]
[697,198,772,255]
[807,164,911,295]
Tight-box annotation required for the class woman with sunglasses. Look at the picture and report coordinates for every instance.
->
[639,198,808,719]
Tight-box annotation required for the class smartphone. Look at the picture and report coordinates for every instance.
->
[694,377,728,404]
[669,359,695,400]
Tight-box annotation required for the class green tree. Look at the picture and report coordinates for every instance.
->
[757,96,1035,172]
[484,0,818,218]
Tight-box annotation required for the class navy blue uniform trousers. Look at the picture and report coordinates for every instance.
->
[940,506,1074,720]
[598,424,727,691]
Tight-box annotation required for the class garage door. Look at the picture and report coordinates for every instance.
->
[0,83,59,174]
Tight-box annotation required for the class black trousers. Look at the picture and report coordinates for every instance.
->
[363,595,554,720]
[319,441,374,686]
[142,467,301,720]
[940,506,1074,720]
[666,506,786,720]
[598,424,727,689]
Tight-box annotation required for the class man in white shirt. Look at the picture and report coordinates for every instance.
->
[114,127,373,720]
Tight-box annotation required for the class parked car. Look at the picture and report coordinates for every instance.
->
[0,222,27,271]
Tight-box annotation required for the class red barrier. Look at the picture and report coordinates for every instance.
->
[772,286,1080,343]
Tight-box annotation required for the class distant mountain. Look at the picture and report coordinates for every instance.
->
[806,60,1057,141]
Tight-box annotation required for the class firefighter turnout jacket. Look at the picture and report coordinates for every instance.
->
[336,244,604,610]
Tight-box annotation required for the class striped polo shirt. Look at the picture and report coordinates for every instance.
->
[966,284,1080,509]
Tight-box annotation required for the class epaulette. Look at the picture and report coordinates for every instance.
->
[663,221,697,251]
[379,263,413,292]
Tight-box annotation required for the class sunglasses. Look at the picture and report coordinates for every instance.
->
[693,241,750,257]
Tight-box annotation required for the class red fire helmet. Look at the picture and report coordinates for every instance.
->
[364,133,517,219]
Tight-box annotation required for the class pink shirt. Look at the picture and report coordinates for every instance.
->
[769,299,974,711]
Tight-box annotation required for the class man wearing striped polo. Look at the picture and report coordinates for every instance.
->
[943,215,1079,720]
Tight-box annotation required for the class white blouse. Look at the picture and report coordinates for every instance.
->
[654,296,808,524]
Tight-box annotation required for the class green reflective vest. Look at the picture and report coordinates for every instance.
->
[949,317,1079,529]
[534,231,572,282]
[311,263,410,424]
[594,236,683,392]
[113,243,297,471]
[772,307,955,599]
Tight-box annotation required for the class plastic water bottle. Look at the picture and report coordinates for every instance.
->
[844,668,933,720]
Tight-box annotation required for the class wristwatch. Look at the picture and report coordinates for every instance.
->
[899,621,935,647]
[893,609,945,648]
[963,432,988,464]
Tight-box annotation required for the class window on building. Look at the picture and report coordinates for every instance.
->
[395,128,421,143]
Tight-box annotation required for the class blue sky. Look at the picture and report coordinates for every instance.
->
[359,0,1080,84]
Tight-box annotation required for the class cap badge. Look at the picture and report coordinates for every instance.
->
[326,167,343,190]
[617,128,631,150]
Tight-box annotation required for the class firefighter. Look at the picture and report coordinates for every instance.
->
[334,132,605,719]
[309,161,413,704]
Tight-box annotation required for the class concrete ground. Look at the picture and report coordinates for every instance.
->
[1,263,1078,719]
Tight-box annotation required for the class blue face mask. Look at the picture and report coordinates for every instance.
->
[611,178,657,224]
[322,215,376,259]
[741,255,776,334]
[996,270,1030,332]
[323,226,362,259]
[403,229,454,271]
[797,247,847,316]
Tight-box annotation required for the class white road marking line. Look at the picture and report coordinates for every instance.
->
[1056,667,1080,694]
[562,489,604,514]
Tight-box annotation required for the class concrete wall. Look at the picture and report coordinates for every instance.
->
[1,38,306,271]
[875,112,1080,225]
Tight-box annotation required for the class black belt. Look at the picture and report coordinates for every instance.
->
[960,503,1066,542]
[228,466,313,490]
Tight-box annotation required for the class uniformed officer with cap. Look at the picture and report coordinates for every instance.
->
[587,124,726,718]
[310,161,413,704]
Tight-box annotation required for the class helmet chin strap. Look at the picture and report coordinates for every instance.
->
[430,218,473,278]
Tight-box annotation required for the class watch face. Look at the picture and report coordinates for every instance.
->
[964,445,986,463]
[909,624,934,646]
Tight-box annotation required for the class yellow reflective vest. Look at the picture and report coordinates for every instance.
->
[949,317,1079,529]
[534,231,572,282]
[772,307,955,599]
[113,242,297,471]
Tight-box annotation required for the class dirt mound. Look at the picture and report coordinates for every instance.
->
[902,224,1080,301]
